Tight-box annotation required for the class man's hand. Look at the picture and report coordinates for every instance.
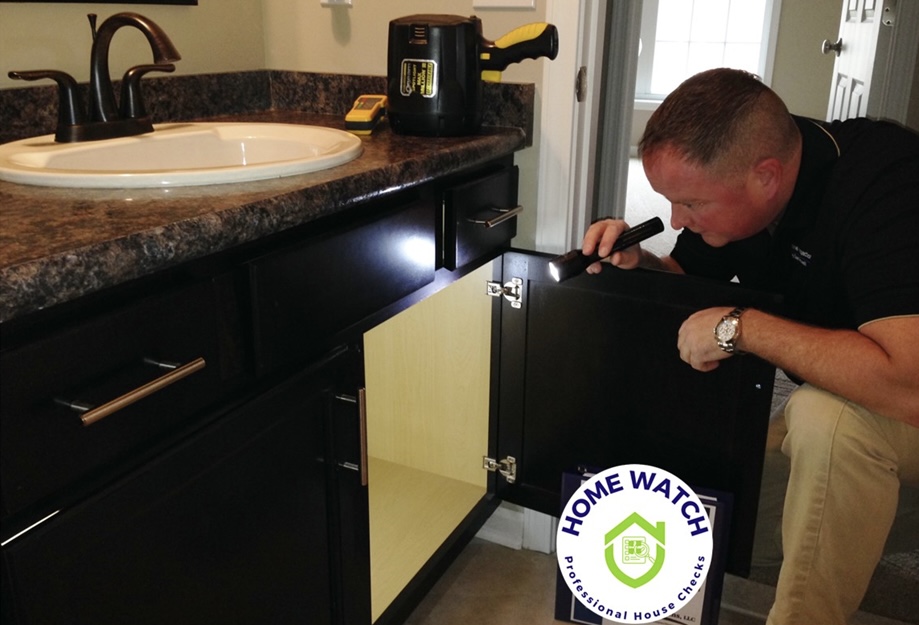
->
[581,219,645,273]
[581,218,682,274]
[677,307,735,372]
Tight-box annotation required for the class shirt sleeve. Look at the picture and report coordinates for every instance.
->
[839,156,919,325]
[826,120,919,326]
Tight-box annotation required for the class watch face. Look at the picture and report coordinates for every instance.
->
[716,318,737,342]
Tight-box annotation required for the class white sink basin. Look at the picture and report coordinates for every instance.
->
[0,122,364,188]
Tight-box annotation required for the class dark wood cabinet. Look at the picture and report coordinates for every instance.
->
[0,158,519,625]
[2,344,359,625]
[489,251,782,576]
[1,154,779,624]
[248,199,437,377]
[357,250,781,625]
[0,273,247,521]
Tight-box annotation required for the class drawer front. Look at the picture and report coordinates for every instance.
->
[249,200,436,377]
[444,165,519,271]
[0,275,245,520]
[1,348,343,625]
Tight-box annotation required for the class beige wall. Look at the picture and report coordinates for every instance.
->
[771,0,840,118]
[0,1,265,88]
[1,2,545,88]
[910,37,919,130]
[0,0,856,115]
[0,0,846,109]
[261,1,546,86]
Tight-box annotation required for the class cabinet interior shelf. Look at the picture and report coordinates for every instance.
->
[368,457,485,621]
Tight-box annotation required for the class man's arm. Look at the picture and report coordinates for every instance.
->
[634,249,684,273]
[677,308,919,426]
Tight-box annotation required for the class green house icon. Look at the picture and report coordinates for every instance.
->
[605,512,665,588]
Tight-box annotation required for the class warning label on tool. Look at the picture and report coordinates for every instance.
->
[400,59,437,98]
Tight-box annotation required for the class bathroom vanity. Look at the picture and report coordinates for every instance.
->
[0,110,778,624]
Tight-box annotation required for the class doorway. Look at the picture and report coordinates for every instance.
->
[611,0,919,242]
[615,0,786,246]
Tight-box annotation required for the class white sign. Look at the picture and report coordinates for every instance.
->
[556,464,714,624]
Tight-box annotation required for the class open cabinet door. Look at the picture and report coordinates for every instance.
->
[490,250,782,576]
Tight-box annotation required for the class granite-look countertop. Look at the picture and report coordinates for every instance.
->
[0,111,525,323]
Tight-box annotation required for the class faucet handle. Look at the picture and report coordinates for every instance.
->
[119,63,175,119]
[9,70,87,141]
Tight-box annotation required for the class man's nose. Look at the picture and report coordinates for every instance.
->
[670,204,691,230]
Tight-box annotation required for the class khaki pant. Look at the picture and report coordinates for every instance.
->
[766,385,919,625]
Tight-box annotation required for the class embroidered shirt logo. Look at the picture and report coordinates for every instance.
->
[791,244,812,268]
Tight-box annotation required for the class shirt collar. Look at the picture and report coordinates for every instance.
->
[775,116,840,234]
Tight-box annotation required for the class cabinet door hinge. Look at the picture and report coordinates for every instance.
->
[483,455,517,483]
[486,278,523,308]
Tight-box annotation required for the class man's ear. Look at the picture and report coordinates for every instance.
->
[750,157,782,201]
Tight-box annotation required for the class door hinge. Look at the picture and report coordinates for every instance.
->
[486,277,523,308]
[483,455,517,483]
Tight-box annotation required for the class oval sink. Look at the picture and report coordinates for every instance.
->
[0,122,363,188]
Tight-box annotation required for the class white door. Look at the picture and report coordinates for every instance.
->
[826,0,919,123]
[826,0,885,120]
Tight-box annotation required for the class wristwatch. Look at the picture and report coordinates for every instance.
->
[714,307,746,354]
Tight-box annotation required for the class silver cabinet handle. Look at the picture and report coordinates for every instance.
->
[466,205,524,228]
[335,388,369,486]
[358,387,368,487]
[55,357,206,426]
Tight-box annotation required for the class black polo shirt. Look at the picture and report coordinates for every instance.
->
[669,115,919,330]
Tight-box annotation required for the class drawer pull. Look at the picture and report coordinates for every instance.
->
[56,357,207,426]
[466,205,523,228]
[358,388,368,487]
[334,390,369,486]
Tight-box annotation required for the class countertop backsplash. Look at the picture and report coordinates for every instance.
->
[0,70,536,145]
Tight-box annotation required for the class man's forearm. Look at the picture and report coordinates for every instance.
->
[738,309,919,425]
[638,250,684,273]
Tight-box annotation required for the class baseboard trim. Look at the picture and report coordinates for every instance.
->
[475,502,557,554]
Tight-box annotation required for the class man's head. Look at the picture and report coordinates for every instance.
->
[639,68,801,247]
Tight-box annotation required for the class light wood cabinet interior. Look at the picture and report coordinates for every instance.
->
[364,262,494,621]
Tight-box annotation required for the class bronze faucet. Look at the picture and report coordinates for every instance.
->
[8,12,181,143]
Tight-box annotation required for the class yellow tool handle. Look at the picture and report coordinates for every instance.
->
[480,22,559,83]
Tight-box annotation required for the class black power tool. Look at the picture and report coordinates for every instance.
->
[387,14,558,136]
